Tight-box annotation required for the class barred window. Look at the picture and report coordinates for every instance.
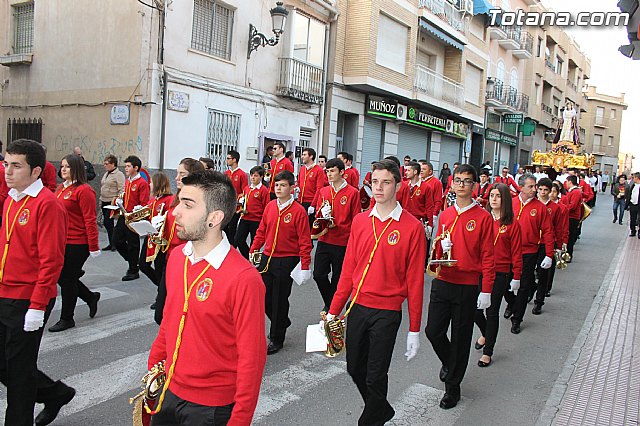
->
[13,2,34,54]
[191,0,234,60]
[206,109,240,172]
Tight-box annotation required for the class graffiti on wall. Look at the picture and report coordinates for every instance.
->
[54,134,143,164]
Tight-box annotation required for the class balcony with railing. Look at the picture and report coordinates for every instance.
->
[566,79,577,91]
[541,103,553,115]
[277,58,323,104]
[418,0,467,35]
[545,59,555,71]
[498,26,521,50]
[516,93,529,114]
[513,31,533,59]
[485,78,505,108]
[504,86,519,110]
[413,65,464,109]
[594,116,609,128]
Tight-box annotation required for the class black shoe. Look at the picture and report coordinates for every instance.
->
[439,365,449,382]
[478,356,492,367]
[267,340,283,355]
[102,245,112,251]
[619,221,623,225]
[474,339,485,350]
[532,304,542,315]
[439,392,460,409]
[48,319,75,333]
[88,292,100,318]
[503,307,512,319]
[122,272,140,281]
[511,321,521,334]
[630,233,636,237]
[150,302,157,310]
[545,291,551,297]
[35,386,76,425]
[613,219,617,223]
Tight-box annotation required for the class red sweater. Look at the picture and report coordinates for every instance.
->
[313,183,360,247]
[330,209,426,332]
[430,203,495,293]
[406,180,431,223]
[41,161,58,192]
[250,199,312,269]
[55,183,100,252]
[494,175,520,195]
[492,218,522,280]
[148,248,266,425]
[555,201,569,245]
[473,182,491,208]
[144,194,173,258]
[0,186,66,310]
[124,175,150,212]
[422,175,443,216]
[297,164,327,204]
[512,196,554,257]
[563,187,583,219]
[343,167,360,189]
[0,164,8,214]
[240,184,270,223]
[225,168,248,197]
[268,157,294,193]
[541,199,564,249]
[579,179,593,202]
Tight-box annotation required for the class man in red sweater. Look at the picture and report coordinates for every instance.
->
[312,158,360,311]
[419,160,443,227]
[235,166,270,259]
[406,161,432,224]
[267,142,294,199]
[505,173,554,334]
[223,150,248,248]
[298,147,327,231]
[337,151,360,189]
[563,175,583,258]
[426,164,495,410]
[473,170,491,208]
[113,155,150,281]
[1,139,75,426]
[327,159,426,425]
[494,167,520,197]
[250,170,312,355]
[148,170,266,426]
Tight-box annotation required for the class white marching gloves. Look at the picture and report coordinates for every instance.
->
[238,197,245,205]
[90,250,101,258]
[477,292,491,310]
[405,332,420,361]
[24,309,45,332]
[307,206,315,215]
[325,313,336,322]
[440,237,452,253]
[320,204,332,219]
[540,256,553,269]
[509,279,520,295]
[151,214,165,230]
[562,243,568,252]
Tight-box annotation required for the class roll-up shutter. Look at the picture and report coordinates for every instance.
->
[438,135,462,167]
[361,117,383,184]
[397,125,429,161]
[499,143,511,169]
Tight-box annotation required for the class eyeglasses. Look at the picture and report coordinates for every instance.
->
[226,157,233,160]
[453,178,474,187]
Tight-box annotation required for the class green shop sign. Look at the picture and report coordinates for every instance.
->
[485,128,518,146]
[503,113,524,124]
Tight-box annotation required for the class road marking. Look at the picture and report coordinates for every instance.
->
[51,286,129,313]
[388,383,469,426]
[253,353,347,422]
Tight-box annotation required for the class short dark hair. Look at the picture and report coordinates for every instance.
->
[552,181,565,196]
[285,151,293,159]
[479,169,490,177]
[384,156,401,168]
[325,158,345,171]
[124,155,142,171]
[249,166,265,177]
[537,177,553,190]
[199,157,215,170]
[227,150,240,163]
[6,139,46,174]
[372,159,401,183]
[453,162,461,167]
[62,154,88,185]
[181,170,236,229]
[419,160,433,172]
[273,142,286,151]
[566,175,578,186]
[453,163,478,182]
[408,161,420,173]
[104,155,118,167]
[487,183,514,225]
[337,151,352,163]
[274,170,295,185]
[633,172,640,180]
[318,154,327,161]
[302,147,316,160]
[404,155,411,160]
[266,145,274,152]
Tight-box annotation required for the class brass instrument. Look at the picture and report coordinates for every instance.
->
[262,163,272,181]
[149,205,169,249]
[320,311,345,358]
[427,226,458,277]
[236,195,247,215]
[581,202,591,222]
[561,249,572,263]
[310,200,336,240]
[249,251,263,267]
[130,361,166,426]
[554,250,567,270]
[125,206,152,233]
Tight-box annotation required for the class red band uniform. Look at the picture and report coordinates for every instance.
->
[235,182,270,259]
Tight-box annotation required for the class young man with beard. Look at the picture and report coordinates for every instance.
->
[148,171,266,425]
[419,160,443,228]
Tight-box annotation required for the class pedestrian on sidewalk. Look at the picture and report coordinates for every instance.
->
[611,174,627,225]
[625,172,640,237]
[99,155,124,251]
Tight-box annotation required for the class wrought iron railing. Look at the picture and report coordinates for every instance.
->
[414,65,464,108]
[418,0,467,34]
[277,57,323,104]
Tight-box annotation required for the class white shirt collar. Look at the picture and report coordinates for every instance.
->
[331,179,348,193]
[250,182,263,190]
[278,195,295,211]
[369,201,402,222]
[181,235,231,269]
[519,193,534,205]
[63,180,76,189]
[410,178,421,188]
[305,162,316,170]
[540,198,551,205]
[8,179,44,202]
[454,200,477,214]
[128,173,141,182]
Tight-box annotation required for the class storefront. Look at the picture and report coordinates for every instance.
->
[485,128,518,170]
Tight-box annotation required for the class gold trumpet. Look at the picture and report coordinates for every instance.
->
[125,206,152,233]
[149,205,169,249]
[581,202,592,222]
[130,361,166,422]
[554,250,567,270]
[262,163,272,181]
[249,251,263,267]
[320,311,345,358]
[236,195,248,215]
[426,226,458,277]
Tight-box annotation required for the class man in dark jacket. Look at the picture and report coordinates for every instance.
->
[625,173,640,237]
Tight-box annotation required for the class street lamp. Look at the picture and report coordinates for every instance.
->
[247,1,289,59]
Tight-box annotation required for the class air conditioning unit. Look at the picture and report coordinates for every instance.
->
[460,0,473,14]
[397,104,407,121]
[446,119,454,133]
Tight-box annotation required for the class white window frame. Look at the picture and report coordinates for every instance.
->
[191,0,235,61]
[376,13,408,74]
[206,109,241,171]
[610,109,616,119]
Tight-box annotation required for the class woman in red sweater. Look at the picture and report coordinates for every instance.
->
[473,183,522,367]
[48,154,101,332]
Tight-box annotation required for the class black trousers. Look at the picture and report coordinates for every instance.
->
[259,256,298,344]
[235,219,260,259]
[101,201,115,246]
[222,212,240,248]
[155,269,167,326]
[506,247,544,324]
[602,182,608,192]
[0,298,73,426]
[425,279,478,396]
[301,201,315,233]
[532,254,554,306]
[629,204,639,234]
[547,256,558,294]
[567,218,580,256]
[313,242,347,310]
[346,304,401,426]
[58,244,94,321]
[139,237,167,286]
[474,272,511,357]
[113,216,141,273]
[151,388,234,426]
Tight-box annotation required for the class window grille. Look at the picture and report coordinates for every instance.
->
[7,118,43,143]
[191,0,234,60]
[206,110,240,172]
[13,2,34,54]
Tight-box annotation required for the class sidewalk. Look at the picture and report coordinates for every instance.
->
[540,233,640,425]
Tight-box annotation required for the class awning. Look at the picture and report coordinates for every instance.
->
[418,19,464,51]
[473,0,494,15]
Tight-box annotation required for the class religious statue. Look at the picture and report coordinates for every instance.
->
[553,100,581,145]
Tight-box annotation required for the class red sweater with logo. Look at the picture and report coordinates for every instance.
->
[0,187,66,310]
[148,248,266,426]
[297,164,327,204]
[225,168,248,197]
[472,182,491,208]
[268,157,294,193]
[541,199,565,249]
[41,161,58,192]
[562,187,583,219]
[492,218,522,280]
[55,183,100,252]
[313,183,360,247]
[240,184,270,223]
[250,200,312,269]
[430,203,495,293]
[555,201,569,245]
[579,179,593,202]
[343,167,360,189]
[512,196,554,257]
[494,175,520,195]
[123,175,150,212]
[422,175,443,217]
[329,209,426,332]
[406,180,432,223]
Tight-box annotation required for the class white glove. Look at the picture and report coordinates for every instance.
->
[540,256,553,269]
[426,225,433,236]
[151,214,165,230]
[325,313,336,322]
[562,243,567,252]
[509,279,520,295]
[300,269,312,283]
[264,176,270,182]
[24,309,45,332]
[440,237,452,253]
[133,205,144,212]
[90,250,101,258]
[433,215,438,225]
[321,204,331,218]
[238,197,245,205]
[477,292,491,309]
[307,206,315,215]
[405,331,420,361]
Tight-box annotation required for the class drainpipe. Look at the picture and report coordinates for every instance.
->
[319,9,339,155]
[158,1,167,170]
